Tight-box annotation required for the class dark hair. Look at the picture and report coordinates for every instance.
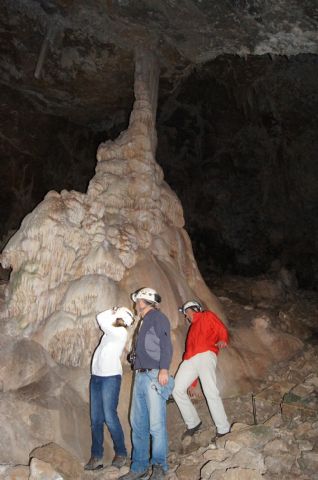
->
[144,299,159,309]
[114,318,128,328]
[155,293,162,303]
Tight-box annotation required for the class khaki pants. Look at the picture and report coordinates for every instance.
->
[172,351,230,434]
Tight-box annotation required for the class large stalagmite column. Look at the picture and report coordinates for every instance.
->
[0,48,225,371]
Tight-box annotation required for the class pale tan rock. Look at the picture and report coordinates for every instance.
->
[230,448,265,473]
[180,452,204,465]
[0,336,53,392]
[210,467,264,480]
[263,438,289,454]
[297,440,313,451]
[0,392,55,465]
[0,371,90,465]
[263,413,284,428]
[30,442,83,480]
[305,373,318,388]
[196,428,214,447]
[200,460,225,479]
[203,448,228,461]
[294,421,313,438]
[298,451,318,474]
[217,425,276,450]
[264,453,295,474]
[29,458,63,480]
[167,452,179,465]
[291,383,315,397]
[224,440,242,453]
[180,439,201,455]
[166,473,178,480]
[0,465,29,480]
[207,469,224,480]
[230,422,250,432]
[176,463,201,480]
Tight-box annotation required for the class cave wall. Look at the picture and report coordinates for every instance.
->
[157,54,318,288]
[0,85,99,248]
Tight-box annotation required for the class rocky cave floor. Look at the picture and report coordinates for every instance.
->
[1,273,318,480]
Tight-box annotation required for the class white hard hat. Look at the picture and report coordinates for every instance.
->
[178,300,202,315]
[130,287,161,304]
[114,307,135,327]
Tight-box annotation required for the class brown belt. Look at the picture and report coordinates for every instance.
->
[136,368,153,372]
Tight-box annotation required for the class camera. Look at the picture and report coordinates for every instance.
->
[127,349,136,366]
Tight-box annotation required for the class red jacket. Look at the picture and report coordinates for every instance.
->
[183,310,229,360]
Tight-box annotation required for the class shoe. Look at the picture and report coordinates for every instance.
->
[84,456,103,470]
[150,465,166,479]
[211,430,230,442]
[181,421,202,440]
[112,454,127,468]
[118,469,149,480]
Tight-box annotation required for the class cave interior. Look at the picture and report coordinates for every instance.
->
[1,0,318,290]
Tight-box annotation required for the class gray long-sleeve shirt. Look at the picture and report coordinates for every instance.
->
[134,309,173,370]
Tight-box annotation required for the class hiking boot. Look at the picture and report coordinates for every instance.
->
[181,421,202,440]
[84,456,103,470]
[112,454,127,468]
[211,430,230,443]
[150,465,166,479]
[118,469,149,480]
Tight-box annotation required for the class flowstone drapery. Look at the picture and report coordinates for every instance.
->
[0,48,224,370]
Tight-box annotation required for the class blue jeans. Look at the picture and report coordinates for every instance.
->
[130,369,174,473]
[90,374,127,459]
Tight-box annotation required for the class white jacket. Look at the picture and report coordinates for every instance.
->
[91,309,128,376]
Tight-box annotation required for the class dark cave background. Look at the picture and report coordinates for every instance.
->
[1,53,317,289]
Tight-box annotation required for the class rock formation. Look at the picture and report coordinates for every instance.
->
[0,48,223,366]
[1,276,317,479]
[1,2,317,288]
[0,48,303,466]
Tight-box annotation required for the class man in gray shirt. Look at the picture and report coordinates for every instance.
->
[119,287,173,480]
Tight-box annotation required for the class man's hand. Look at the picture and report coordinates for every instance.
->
[187,384,203,400]
[188,385,196,398]
[215,341,227,349]
[158,369,169,385]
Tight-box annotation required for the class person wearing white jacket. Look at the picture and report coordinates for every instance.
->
[84,306,134,471]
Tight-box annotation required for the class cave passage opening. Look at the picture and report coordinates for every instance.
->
[157,53,318,290]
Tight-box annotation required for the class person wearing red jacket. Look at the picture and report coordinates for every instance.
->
[172,300,230,441]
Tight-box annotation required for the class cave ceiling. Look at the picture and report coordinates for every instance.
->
[1,0,318,128]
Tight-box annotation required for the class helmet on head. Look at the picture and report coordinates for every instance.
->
[178,300,202,315]
[130,287,161,305]
[114,307,135,327]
